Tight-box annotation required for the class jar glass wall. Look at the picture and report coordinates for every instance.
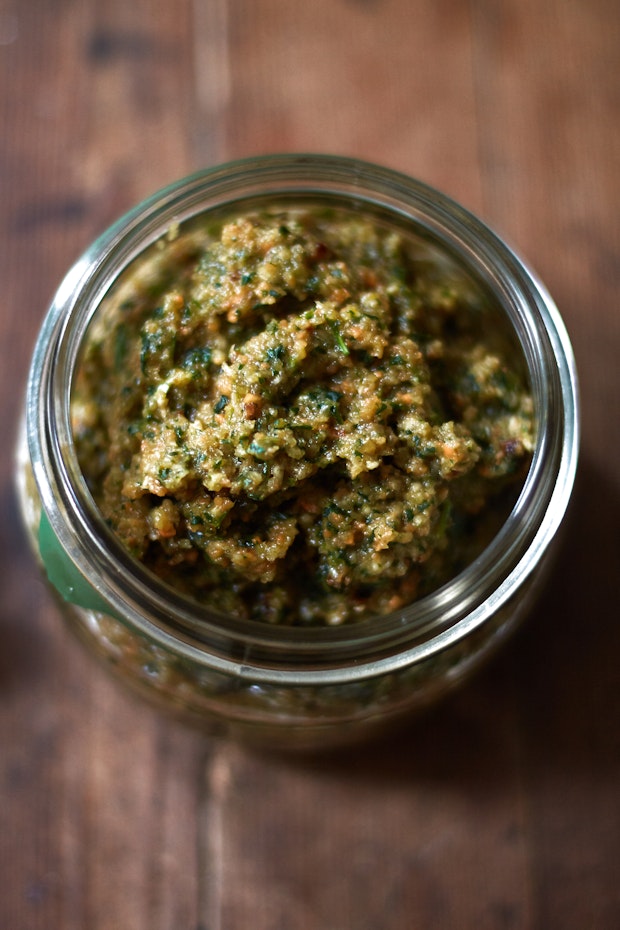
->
[16,155,579,749]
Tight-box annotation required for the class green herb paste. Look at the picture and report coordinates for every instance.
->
[72,207,535,625]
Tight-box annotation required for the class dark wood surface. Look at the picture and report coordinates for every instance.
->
[1,2,619,927]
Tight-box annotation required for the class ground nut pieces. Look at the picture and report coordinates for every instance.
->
[73,208,534,625]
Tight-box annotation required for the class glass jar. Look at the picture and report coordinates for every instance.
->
[16,155,579,750]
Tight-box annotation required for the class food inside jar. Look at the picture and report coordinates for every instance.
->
[72,205,534,626]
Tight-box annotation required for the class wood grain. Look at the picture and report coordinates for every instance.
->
[1,1,618,928]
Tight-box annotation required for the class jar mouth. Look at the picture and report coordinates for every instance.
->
[29,154,579,679]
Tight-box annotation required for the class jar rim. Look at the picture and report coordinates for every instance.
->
[27,154,579,684]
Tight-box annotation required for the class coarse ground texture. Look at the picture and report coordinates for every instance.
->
[73,207,534,625]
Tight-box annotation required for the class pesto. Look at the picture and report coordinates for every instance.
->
[72,208,534,625]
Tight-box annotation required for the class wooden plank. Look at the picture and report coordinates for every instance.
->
[0,3,204,929]
[471,1,620,925]
[189,3,535,927]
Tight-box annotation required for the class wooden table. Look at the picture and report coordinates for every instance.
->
[1,2,619,927]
